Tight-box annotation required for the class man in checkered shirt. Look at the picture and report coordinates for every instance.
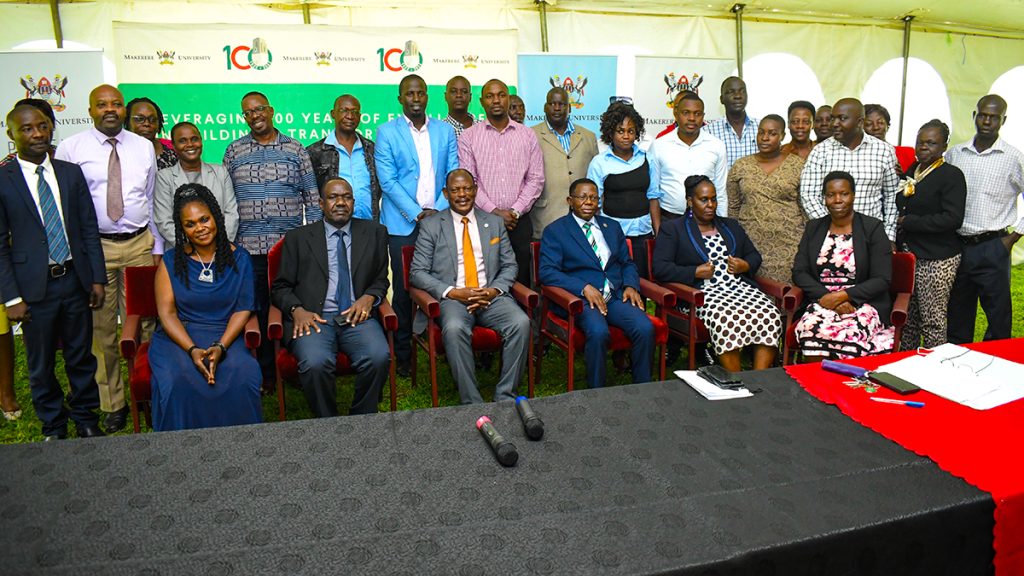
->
[799,98,900,242]
[945,94,1024,343]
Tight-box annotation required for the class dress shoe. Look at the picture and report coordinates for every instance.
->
[76,424,107,439]
[396,360,411,379]
[103,406,129,434]
[43,431,68,442]
[2,408,21,421]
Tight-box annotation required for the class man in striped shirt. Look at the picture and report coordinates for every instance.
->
[223,91,321,385]
[458,79,544,286]
[443,76,474,140]
[945,94,1024,343]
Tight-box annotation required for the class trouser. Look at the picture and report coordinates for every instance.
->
[94,230,154,412]
[388,230,419,366]
[507,211,533,287]
[947,236,1012,344]
[574,299,655,389]
[902,254,960,350]
[627,232,654,281]
[287,317,390,417]
[25,269,101,435]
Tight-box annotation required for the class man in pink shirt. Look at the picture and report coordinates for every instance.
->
[458,79,544,285]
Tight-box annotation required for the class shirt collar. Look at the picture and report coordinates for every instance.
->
[324,219,352,238]
[16,153,52,174]
[484,118,517,133]
[965,138,1008,155]
[404,115,430,132]
[547,118,575,137]
[571,212,596,228]
[247,129,282,146]
[671,129,710,147]
[90,126,124,144]
[325,130,363,151]
[602,143,641,161]
[450,209,475,224]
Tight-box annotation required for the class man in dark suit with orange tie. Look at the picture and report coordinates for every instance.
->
[0,104,107,440]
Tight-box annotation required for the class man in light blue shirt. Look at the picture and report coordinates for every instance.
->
[704,77,758,170]
[307,95,382,222]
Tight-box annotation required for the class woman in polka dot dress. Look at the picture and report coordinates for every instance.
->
[652,175,782,371]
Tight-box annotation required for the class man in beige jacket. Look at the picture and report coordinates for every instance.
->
[530,87,599,242]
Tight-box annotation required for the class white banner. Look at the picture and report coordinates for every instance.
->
[633,56,735,139]
[0,50,104,156]
[113,23,517,87]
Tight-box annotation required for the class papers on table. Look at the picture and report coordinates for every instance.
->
[676,370,754,400]
[876,343,1024,410]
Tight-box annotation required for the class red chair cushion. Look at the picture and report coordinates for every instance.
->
[128,341,152,404]
[545,312,668,351]
[424,325,503,354]
[276,348,353,382]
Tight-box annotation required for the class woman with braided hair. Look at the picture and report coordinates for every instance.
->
[148,183,262,431]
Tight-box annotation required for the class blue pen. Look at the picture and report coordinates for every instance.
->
[870,397,925,408]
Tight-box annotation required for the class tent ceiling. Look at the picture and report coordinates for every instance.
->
[5,0,1023,37]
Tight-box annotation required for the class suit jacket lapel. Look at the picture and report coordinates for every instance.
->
[348,220,367,285]
[5,162,45,231]
[309,224,329,280]
[475,209,497,274]
[851,215,869,283]
[570,216,603,267]
[396,119,418,173]
[438,210,457,278]
[52,162,74,232]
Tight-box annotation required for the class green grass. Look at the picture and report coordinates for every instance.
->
[3,265,1023,444]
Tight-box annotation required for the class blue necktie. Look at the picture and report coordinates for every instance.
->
[335,230,352,311]
[36,165,70,264]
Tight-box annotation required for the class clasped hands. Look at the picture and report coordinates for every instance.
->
[292,295,376,339]
[581,284,643,316]
[492,208,518,230]
[818,290,856,315]
[189,345,224,385]
[695,257,749,280]
[449,287,499,312]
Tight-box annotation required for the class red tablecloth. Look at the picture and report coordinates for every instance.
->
[785,339,1024,576]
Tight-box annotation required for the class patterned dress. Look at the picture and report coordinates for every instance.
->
[727,153,806,282]
[156,140,178,170]
[795,233,894,358]
[695,232,782,355]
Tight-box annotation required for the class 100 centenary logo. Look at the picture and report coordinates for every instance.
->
[223,38,273,71]
[377,40,423,73]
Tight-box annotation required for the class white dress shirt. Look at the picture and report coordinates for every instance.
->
[406,116,436,210]
[649,129,729,217]
[445,209,488,297]
[572,213,610,268]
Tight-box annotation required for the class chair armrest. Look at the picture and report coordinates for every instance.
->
[541,285,584,315]
[784,285,804,312]
[377,299,399,332]
[890,292,911,327]
[662,282,704,308]
[510,282,540,311]
[409,286,440,318]
[119,314,142,359]
[638,279,676,308]
[244,314,261,349]
[754,275,789,300]
[268,305,284,342]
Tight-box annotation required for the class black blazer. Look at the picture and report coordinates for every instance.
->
[270,217,389,345]
[0,158,105,304]
[895,162,966,260]
[793,213,893,321]
[652,215,763,289]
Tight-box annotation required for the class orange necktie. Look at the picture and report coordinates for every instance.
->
[461,216,479,288]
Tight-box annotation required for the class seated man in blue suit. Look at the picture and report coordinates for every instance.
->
[376,73,459,377]
[0,104,107,440]
[539,178,654,388]
[409,169,530,404]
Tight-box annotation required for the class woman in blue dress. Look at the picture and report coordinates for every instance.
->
[149,183,262,431]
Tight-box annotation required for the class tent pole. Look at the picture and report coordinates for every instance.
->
[898,15,914,146]
[302,2,311,24]
[536,1,549,52]
[731,4,745,77]
[49,0,64,49]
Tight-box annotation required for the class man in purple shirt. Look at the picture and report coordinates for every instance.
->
[458,79,544,286]
[55,84,158,434]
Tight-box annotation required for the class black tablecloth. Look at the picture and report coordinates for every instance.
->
[0,368,993,575]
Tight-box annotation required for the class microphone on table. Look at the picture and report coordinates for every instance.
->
[476,416,518,467]
[515,396,544,440]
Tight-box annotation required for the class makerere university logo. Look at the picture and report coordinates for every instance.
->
[19,75,68,112]
[314,51,332,66]
[663,72,704,108]
[462,54,479,69]
[549,75,588,110]
[224,38,273,71]
[377,40,423,72]
[157,50,175,65]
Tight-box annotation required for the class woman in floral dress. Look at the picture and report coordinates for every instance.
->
[793,171,894,358]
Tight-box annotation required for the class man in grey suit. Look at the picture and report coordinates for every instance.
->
[410,168,531,404]
[154,122,238,247]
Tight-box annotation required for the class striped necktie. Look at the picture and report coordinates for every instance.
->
[35,165,70,264]
[582,222,611,298]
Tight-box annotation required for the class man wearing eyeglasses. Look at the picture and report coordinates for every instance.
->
[539,178,654,389]
[54,84,158,433]
[307,95,382,223]
[223,91,321,390]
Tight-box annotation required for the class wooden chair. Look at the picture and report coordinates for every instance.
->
[783,251,916,364]
[530,240,675,391]
[266,239,398,421]
[645,238,797,369]
[401,245,539,407]
[120,265,261,433]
